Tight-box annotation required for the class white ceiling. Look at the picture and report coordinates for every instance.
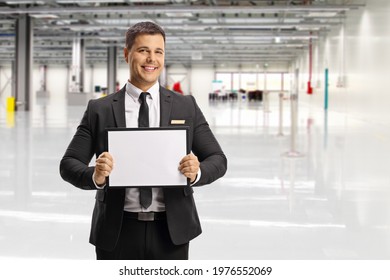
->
[0,0,364,66]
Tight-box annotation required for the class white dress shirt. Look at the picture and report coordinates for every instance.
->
[94,81,200,212]
[123,81,166,212]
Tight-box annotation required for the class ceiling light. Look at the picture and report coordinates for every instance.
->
[191,51,202,60]
[30,14,59,19]
[56,0,125,3]
[296,26,321,31]
[307,12,338,17]
[165,12,193,18]
[6,1,44,4]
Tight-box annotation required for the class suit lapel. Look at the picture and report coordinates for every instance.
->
[159,86,172,127]
[112,86,126,127]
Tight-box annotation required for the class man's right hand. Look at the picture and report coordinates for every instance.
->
[94,152,114,186]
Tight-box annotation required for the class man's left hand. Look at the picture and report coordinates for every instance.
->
[179,153,200,183]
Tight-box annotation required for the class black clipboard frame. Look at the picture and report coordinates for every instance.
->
[105,127,190,188]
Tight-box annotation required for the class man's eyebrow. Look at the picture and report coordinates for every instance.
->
[135,46,164,52]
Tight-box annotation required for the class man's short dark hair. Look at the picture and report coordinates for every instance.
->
[125,21,166,50]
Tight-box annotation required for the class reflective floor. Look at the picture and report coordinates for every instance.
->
[1,95,390,260]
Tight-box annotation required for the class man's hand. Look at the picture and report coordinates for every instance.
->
[94,152,114,186]
[179,153,200,183]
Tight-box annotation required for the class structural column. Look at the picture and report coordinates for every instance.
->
[39,65,47,92]
[69,36,85,93]
[107,46,117,94]
[36,64,49,98]
[15,14,33,111]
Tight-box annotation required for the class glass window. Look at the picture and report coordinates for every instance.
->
[233,73,240,91]
[217,72,290,92]
[282,73,291,91]
[257,73,265,90]
[265,73,282,90]
[241,73,257,91]
[215,73,232,90]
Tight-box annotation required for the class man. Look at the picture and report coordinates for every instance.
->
[60,21,227,260]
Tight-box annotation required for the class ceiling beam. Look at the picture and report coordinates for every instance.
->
[0,4,364,15]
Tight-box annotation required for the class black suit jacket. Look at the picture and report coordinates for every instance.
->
[60,86,227,251]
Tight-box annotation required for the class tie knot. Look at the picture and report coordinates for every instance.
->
[139,92,149,104]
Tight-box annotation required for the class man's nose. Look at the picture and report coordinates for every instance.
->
[146,52,155,62]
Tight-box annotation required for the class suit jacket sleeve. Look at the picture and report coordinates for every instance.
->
[189,95,227,186]
[59,99,98,190]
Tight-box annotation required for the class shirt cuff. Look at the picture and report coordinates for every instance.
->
[92,171,106,189]
[190,168,201,186]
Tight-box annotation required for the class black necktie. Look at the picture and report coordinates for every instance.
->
[138,92,152,209]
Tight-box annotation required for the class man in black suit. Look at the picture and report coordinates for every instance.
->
[59,22,227,260]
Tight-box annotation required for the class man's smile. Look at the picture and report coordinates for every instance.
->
[142,66,158,72]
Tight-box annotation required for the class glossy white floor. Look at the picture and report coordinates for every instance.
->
[1,94,390,260]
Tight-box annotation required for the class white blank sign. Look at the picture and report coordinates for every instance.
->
[107,128,188,188]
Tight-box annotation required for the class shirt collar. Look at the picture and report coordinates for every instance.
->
[126,81,160,102]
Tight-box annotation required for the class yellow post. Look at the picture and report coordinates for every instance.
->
[6,97,15,112]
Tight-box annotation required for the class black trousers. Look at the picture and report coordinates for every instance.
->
[96,213,189,260]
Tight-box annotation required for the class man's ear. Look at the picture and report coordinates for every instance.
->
[123,47,129,63]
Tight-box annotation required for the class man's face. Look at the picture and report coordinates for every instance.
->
[124,34,165,91]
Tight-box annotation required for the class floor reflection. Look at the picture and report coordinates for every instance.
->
[1,96,390,259]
